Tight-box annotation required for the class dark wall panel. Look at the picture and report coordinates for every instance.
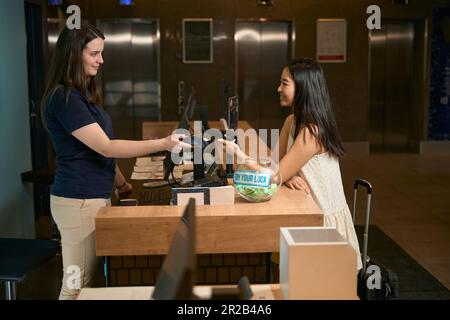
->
[47,0,450,142]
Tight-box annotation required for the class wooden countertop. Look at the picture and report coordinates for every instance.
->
[96,186,322,256]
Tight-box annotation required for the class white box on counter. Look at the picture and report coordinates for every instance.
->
[279,227,358,300]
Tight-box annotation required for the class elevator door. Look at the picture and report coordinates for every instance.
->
[98,19,160,140]
[236,21,293,135]
[369,21,415,152]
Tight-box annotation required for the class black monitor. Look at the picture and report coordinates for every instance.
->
[186,86,197,121]
[163,87,197,181]
[178,86,197,130]
[152,198,197,300]
[162,86,223,186]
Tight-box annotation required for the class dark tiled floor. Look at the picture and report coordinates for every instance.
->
[340,153,450,290]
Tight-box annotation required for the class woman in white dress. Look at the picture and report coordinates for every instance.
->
[222,58,362,270]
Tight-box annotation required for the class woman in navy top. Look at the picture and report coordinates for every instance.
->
[41,20,189,299]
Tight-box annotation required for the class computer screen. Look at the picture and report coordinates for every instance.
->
[227,96,239,130]
[178,86,196,130]
[163,86,197,181]
[152,198,197,300]
[186,86,197,121]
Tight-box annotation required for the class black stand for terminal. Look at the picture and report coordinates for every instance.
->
[221,130,237,178]
[191,135,228,188]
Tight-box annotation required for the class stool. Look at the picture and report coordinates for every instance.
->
[0,238,59,300]
[21,168,59,240]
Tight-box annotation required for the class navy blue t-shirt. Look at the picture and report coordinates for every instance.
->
[45,86,116,199]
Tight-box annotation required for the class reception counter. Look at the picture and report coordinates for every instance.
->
[95,187,323,256]
[94,120,324,286]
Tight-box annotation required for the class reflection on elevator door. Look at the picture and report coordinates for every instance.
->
[369,21,415,152]
[98,19,161,140]
[235,21,293,138]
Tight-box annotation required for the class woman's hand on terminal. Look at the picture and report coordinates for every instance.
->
[285,175,310,194]
[163,133,191,153]
[217,138,246,161]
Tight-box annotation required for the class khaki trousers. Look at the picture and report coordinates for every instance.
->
[50,195,110,300]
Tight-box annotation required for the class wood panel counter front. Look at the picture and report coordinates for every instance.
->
[95,187,323,256]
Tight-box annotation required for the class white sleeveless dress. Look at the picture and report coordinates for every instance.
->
[287,134,363,270]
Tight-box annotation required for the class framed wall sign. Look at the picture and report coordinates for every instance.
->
[183,18,213,63]
[316,19,347,63]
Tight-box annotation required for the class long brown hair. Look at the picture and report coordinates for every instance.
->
[287,58,345,157]
[41,19,105,126]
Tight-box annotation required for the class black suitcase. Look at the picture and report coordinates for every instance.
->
[352,179,400,300]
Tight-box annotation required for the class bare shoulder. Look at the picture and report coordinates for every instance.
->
[297,126,315,141]
[282,114,295,129]
[286,113,295,124]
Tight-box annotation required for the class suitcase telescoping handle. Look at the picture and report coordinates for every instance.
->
[352,179,373,274]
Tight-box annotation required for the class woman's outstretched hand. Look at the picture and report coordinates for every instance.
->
[217,138,247,162]
[163,133,191,153]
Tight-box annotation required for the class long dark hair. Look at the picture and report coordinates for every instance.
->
[287,58,345,157]
[41,19,105,126]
